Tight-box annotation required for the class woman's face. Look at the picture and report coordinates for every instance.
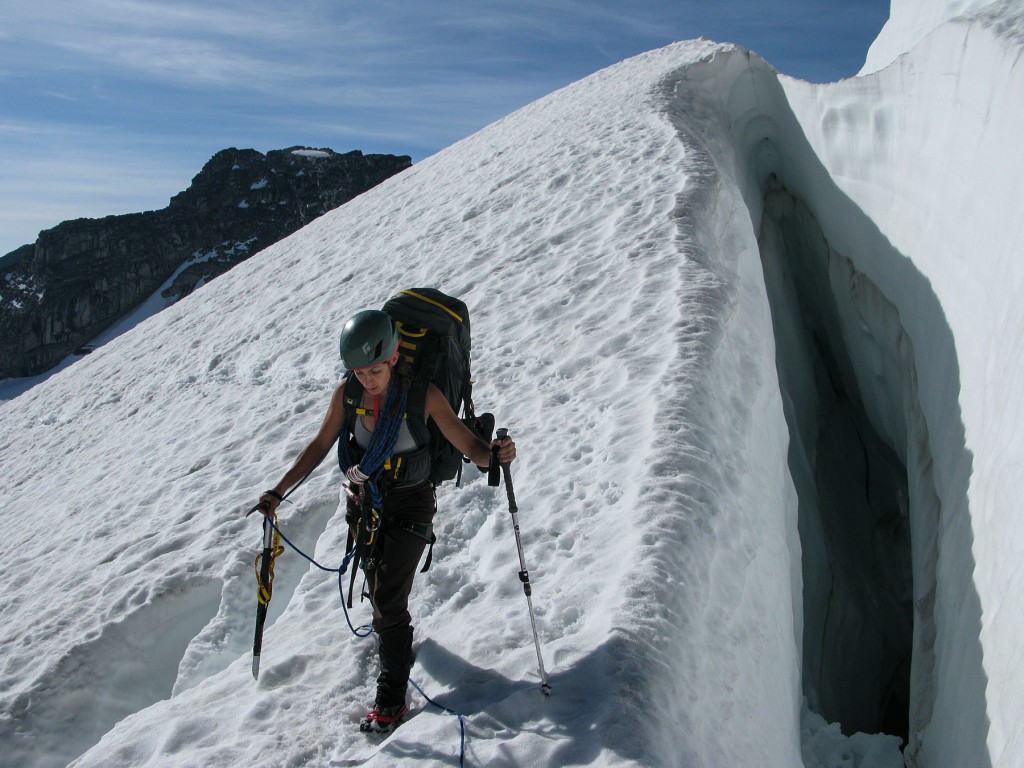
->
[352,361,392,396]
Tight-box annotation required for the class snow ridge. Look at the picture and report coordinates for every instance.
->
[2,3,1023,764]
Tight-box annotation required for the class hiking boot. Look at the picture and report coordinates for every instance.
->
[359,703,408,734]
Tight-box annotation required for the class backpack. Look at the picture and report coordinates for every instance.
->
[344,288,486,486]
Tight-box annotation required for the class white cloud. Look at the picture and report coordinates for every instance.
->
[0,120,202,252]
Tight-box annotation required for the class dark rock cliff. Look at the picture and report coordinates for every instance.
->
[0,147,410,379]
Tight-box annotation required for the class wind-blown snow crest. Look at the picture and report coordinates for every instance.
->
[860,0,1002,74]
[2,3,1023,766]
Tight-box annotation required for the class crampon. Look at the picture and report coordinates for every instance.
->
[359,704,408,734]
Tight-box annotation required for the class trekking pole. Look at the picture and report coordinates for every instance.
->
[492,428,551,696]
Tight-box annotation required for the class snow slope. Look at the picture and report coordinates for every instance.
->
[2,2,1022,767]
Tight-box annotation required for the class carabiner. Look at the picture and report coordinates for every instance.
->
[365,508,381,533]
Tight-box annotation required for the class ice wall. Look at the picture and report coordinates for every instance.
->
[758,187,916,741]
[861,0,1000,73]
[658,0,1024,757]
[784,8,1024,764]
[664,47,946,760]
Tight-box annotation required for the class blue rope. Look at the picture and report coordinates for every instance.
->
[269,517,372,637]
[409,678,467,765]
[339,381,409,510]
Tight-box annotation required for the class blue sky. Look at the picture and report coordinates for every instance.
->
[0,0,890,257]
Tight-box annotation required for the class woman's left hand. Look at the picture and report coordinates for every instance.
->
[492,434,517,464]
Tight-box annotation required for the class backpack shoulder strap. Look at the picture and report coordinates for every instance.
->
[342,374,363,436]
[406,377,427,412]
[405,378,431,446]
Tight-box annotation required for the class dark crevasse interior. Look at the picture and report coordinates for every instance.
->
[756,180,921,745]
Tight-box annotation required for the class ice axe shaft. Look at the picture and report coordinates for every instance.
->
[251,512,275,679]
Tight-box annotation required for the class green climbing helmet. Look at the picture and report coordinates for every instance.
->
[339,309,400,369]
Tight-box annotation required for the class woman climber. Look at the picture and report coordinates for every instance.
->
[255,307,516,733]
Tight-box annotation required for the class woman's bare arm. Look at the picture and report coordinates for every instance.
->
[258,379,349,516]
[425,384,516,467]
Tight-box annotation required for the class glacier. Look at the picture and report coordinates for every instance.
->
[1,0,1021,766]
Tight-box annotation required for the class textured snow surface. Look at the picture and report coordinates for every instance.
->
[2,2,1023,766]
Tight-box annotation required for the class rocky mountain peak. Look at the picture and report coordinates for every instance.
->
[0,147,410,379]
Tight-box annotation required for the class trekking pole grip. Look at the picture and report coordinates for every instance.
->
[495,428,518,513]
[488,434,501,487]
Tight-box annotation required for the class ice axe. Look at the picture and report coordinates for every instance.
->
[251,512,276,679]
[247,494,285,680]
